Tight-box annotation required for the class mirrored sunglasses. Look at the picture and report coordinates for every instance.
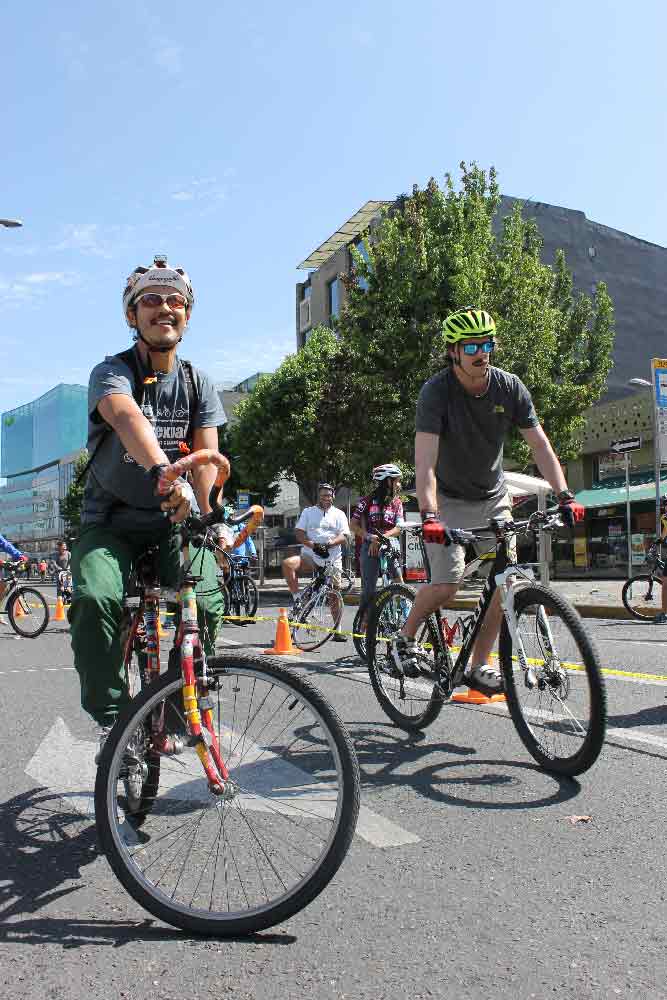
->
[135,292,187,309]
[462,339,495,356]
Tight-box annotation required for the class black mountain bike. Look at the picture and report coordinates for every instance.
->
[621,542,666,621]
[215,549,259,625]
[0,560,50,637]
[352,532,404,659]
[366,510,607,776]
[290,558,353,652]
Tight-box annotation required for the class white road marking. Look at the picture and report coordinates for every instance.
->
[25,717,420,848]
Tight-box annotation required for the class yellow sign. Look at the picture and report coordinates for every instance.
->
[574,536,588,568]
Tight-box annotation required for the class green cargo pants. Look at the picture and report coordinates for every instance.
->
[69,522,223,725]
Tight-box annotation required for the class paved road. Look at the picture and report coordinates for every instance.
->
[1,593,666,1000]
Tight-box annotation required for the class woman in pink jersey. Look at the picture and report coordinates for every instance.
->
[350,464,404,627]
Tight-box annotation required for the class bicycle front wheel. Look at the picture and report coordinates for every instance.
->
[352,605,367,659]
[8,587,50,637]
[499,585,607,776]
[366,584,445,731]
[95,653,359,936]
[291,588,344,652]
[621,574,664,621]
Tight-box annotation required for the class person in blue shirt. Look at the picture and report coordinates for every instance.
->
[0,533,26,600]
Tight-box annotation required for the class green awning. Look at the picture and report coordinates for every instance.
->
[576,473,667,510]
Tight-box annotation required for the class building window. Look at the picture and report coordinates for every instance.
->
[302,284,312,300]
[354,240,370,291]
[327,278,339,321]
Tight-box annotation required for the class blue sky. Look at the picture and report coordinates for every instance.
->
[2,0,666,432]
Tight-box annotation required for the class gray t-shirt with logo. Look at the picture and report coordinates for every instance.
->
[82,350,225,531]
[415,365,539,502]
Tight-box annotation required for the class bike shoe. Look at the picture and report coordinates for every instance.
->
[463,663,503,696]
[332,631,347,643]
[392,636,421,678]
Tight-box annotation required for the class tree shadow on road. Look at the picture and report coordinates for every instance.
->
[0,789,295,949]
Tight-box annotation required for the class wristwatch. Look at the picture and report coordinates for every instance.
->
[557,490,575,503]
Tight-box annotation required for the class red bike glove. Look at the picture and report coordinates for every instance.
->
[558,497,585,530]
[421,513,453,546]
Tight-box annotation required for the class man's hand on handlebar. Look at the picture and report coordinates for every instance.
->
[150,463,196,524]
[556,490,585,531]
[421,511,454,546]
[312,542,330,559]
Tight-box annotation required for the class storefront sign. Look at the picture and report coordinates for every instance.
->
[652,359,667,463]
[631,533,648,566]
[574,536,588,568]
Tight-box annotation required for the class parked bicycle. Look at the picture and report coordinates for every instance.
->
[621,542,666,621]
[94,449,359,935]
[366,510,607,776]
[0,560,50,637]
[289,557,353,652]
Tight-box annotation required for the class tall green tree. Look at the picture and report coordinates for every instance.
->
[229,327,368,502]
[58,451,89,538]
[217,422,281,508]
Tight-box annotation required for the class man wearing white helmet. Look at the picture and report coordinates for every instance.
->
[69,255,226,757]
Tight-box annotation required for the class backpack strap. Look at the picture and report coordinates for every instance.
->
[178,358,200,449]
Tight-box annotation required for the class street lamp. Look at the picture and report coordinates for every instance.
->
[627,377,661,537]
[0,219,23,228]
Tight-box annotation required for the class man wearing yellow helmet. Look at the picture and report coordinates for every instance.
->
[394,306,583,693]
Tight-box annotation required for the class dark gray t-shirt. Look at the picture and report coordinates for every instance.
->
[415,366,539,502]
[82,351,225,531]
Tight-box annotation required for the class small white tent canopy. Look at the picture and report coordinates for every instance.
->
[505,471,553,582]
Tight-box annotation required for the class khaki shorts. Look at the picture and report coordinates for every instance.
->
[425,492,515,585]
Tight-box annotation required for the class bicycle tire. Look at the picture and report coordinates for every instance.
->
[217,578,231,620]
[352,605,367,659]
[366,583,445,731]
[621,573,664,621]
[499,585,607,776]
[95,652,360,936]
[291,588,344,652]
[8,587,50,638]
[228,574,258,625]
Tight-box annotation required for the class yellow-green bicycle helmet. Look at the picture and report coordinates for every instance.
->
[443,307,496,344]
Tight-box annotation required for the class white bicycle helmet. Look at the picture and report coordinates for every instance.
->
[372,463,402,482]
[123,254,194,324]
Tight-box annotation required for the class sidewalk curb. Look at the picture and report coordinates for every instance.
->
[256,586,634,621]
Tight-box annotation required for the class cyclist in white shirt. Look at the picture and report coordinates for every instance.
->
[282,483,350,641]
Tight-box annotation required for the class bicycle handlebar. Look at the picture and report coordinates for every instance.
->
[396,507,565,546]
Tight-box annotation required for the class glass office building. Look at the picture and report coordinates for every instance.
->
[0,384,87,552]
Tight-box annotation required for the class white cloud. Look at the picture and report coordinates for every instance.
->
[0,270,80,306]
[172,191,196,202]
[23,272,76,285]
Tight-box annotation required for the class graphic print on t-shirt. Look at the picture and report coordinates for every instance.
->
[122,382,191,465]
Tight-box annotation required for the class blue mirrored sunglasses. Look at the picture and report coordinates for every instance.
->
[462,339,495,356]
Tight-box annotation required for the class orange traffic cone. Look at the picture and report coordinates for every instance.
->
[53,596,66,622]
[263,607,302,656]
[12,596,26,618]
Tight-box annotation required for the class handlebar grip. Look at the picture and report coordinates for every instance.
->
[154,449,231,505]
[231,506,264,549]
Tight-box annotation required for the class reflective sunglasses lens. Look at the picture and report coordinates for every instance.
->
[138,293,164,308]
[482,340,495,353]
[463,343,480,355]
[166,294,187,308]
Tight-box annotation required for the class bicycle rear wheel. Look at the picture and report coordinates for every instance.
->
[366,584,445,731]
[8,587,50,637]
[229,574,258,625]
[352,605,367,659]
[499,585,607,776]
[291,588,344,652]
[95,653,360,936]
[621,573,664,621]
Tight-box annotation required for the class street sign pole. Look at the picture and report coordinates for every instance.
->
[625,452,632,580]
[651,361,663,538]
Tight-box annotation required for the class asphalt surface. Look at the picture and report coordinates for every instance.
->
[1,587,666,1000]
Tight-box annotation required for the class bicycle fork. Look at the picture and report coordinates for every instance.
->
[179,583,231,796]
